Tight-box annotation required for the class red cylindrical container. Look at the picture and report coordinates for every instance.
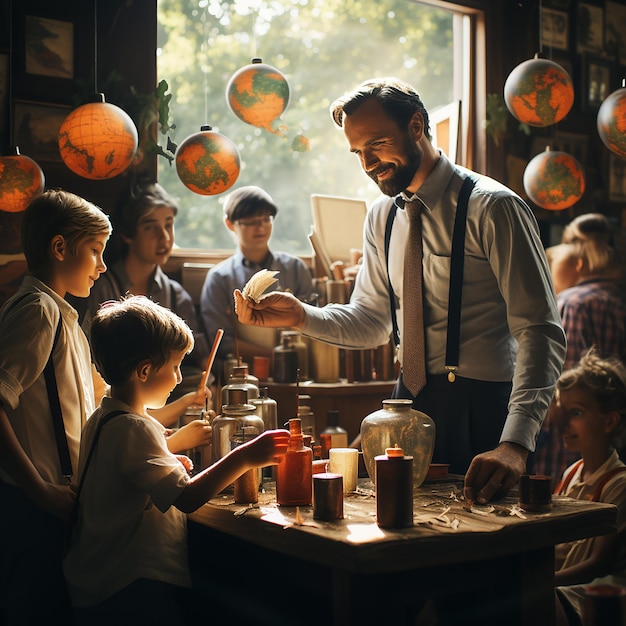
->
[375,446,413,528]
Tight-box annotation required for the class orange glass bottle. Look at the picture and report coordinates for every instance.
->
[276,418,313,506]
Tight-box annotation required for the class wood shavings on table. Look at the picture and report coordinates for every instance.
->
[462,503,527,519]
[414,504,462,531]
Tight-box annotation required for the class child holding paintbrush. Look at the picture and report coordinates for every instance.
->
[63,296,288,624]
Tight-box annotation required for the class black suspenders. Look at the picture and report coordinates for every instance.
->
[384,175,476,382]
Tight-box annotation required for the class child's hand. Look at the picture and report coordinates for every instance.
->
[40,482,76,524]
[166,420,212,454]
[242,429,290,467]
[176,455,194,473]
[183,373,212,409]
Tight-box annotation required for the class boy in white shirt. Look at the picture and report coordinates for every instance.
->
[0,190,112,625]
[64,295,289,625]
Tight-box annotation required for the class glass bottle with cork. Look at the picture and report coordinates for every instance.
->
[276,417,313,506]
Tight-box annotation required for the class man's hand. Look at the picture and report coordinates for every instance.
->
[233,289,305,328]
[463,441,528,504]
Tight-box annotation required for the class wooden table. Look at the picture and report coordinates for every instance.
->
[265,379,396,442]
[188,478,617,626]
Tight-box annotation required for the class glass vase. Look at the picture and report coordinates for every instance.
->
[360,399,435,489]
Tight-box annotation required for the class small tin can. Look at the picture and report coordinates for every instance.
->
[313,473,344,521]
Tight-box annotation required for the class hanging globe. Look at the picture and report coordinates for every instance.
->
[58,94,138,180]
[523,149,585,211]
[597,83,626,157]
[175,125,241,196]
[504,56,574,127]
[226,58,290,135]
[0,148,45,213]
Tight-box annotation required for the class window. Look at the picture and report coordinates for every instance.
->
[157,0,483,253]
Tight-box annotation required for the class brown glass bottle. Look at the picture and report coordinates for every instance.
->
[276,418,313,506]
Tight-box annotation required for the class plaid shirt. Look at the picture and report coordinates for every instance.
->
[558,278,626,369]
[534,279,626,486]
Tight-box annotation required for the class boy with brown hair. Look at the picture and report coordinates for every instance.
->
[64,295,289,625]
[0,189,112,625]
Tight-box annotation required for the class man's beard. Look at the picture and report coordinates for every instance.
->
[368,138,422,197]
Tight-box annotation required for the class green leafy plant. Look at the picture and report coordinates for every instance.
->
[484,92,530,147]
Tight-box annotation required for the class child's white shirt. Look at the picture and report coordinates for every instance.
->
[64,396,191,606]
[0,277,95,485]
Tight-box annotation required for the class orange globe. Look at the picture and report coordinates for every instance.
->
[504,58,574,127]
[58,100,138,180]
[523,150,585,211]
[597,86,626,157]
[0,153,45,213]
[226,58,289,134]
[175,126,240,196]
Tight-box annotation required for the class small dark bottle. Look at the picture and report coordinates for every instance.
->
[375,446,413,528]
[273,336,299,383]
[276,418,313,506]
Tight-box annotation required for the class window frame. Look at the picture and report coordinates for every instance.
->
[164,0,486,265]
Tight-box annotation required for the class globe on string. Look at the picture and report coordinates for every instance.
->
[0,149,45,213]
[597,84,626,158]
[175,126,241,196]
[226,58,290,135]
[504,57,574,127]
[523,149,585,211]
[58,95,138,180]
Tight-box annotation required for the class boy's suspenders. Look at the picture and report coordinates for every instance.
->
[74,410,126,502]
[384,175,476,382]
[43,318,72,479]
[2,294,71,479]
[555,459,626,501]
[67,410,126,544]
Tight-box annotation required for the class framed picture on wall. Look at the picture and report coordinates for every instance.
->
[0,53,8,141]
[606,1,626,65]
[24,16,74,79]
[430,100,461,163]
[553,131,589,166]
[542,7,569,51]
[12,100,70,162]
[582,55,613,110]
[577,2,605,54]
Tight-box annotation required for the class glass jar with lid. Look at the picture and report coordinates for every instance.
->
[221,364,259,405]
[211,402,264,465]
